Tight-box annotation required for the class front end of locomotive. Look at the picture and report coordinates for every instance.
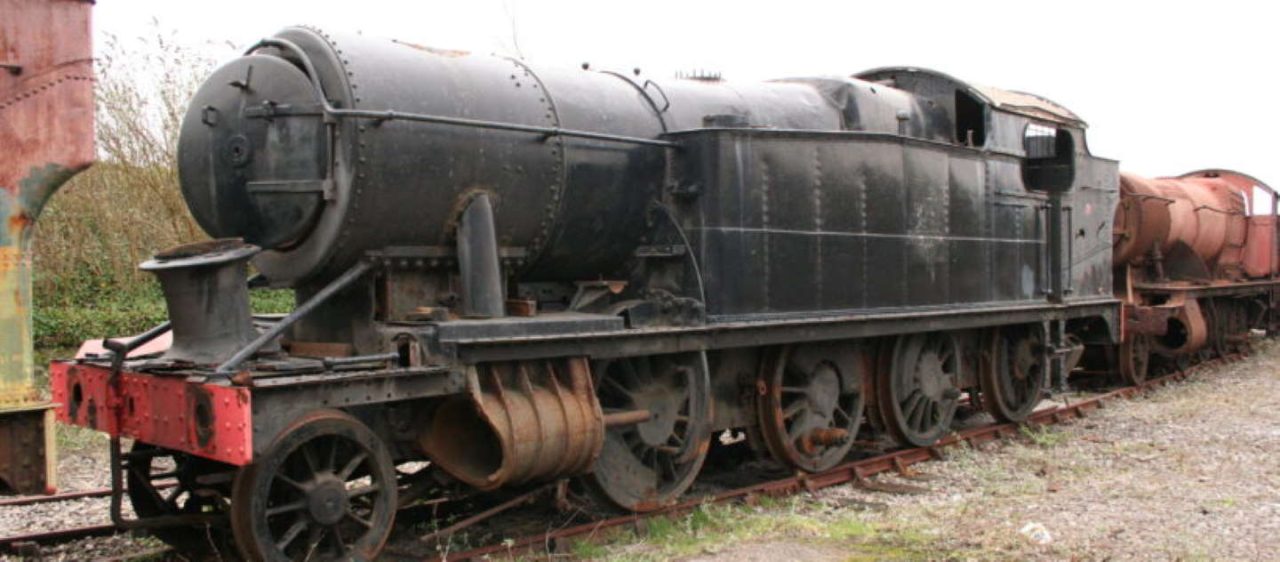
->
[47,26,672,560]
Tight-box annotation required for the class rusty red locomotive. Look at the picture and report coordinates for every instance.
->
[33,24,1276,561]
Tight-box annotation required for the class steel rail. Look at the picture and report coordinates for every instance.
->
[0,481,176,508]
[0,523,117,550]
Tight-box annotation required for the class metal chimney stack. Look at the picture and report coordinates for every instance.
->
[140,240,260,365]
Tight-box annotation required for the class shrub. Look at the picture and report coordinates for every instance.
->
[30,26,292,350]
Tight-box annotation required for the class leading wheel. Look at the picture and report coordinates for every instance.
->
[980,326,1047,423]
[126,442,237,555]
[878,332,963,447]
[230,410,397,562]
[585,352,711,511]
[757,343,865,472]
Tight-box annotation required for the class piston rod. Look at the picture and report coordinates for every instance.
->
[602,409,652,427]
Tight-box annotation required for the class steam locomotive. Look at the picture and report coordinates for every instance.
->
[49,26,1278,560]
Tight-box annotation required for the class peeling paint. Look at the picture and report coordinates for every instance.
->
[1,0,95,495]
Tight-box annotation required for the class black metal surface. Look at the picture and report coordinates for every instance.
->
[756,343,864,472]
[979,324,1047,423]
[445,301,1119,364]
[456,194,505,319]
[215,259,373,374]
[181,28,671,286]
[249,367,463,456]
[669,128,1048,316]
[230,409,396,561]
[171,27,1128,376]
[124,443,237,555]
[586,352,711,510]
[431,312,624,342]
[178,30,1015,292]
[878,332,963,447]
[140,240,258,366]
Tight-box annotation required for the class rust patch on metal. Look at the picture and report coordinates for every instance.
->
[1,0,95,496]
[49,361,253,465]
[418,357,604,490]
[1124,303,1171,336]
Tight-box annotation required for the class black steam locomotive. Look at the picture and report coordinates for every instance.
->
[50,26,1277,561]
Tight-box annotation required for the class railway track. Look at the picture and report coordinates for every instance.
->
[0,353,1238,559]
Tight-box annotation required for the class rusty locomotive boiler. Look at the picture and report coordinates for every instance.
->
[1110,170,1277,379]
[44,26,1278,561]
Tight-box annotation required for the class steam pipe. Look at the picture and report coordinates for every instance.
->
[215,260,374,375]
[457,193,506,319]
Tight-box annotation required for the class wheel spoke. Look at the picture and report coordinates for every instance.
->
[275,518,308,551]
[602,376,634,402]
[326,438,339,473]
[833,402,851,423]
[276,473,308,492]
[782,400,807,420]
[907,396,928,432]
[338,452,368,481]
[900,389,924,421]
[300,442,321,475]
[163,484,185,508]
[302,526,326,562]
[328,525,347,553]
[653,444,680,455]
[1012,376,1027,405]
[266,499,306,518]
[132,465,170,509]
[783,364,810,385]
[347,484,379,499]
[346,509,373,529]
[938,347,955,368]
[661,454,678,481]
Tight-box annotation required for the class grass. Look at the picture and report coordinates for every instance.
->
[561,496,948,561]
[55,420,109,455]
[31,29,219,300]
[33,283,294,350]
[31,285,293,398]
[1019,424,1068,448]
[25,27,263,368]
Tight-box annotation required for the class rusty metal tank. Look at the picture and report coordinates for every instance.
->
[1113,171,1257,276]
[0,0,95,495]
[1182,170,1278,278]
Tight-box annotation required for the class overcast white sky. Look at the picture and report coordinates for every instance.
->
[95,0,1277,185]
